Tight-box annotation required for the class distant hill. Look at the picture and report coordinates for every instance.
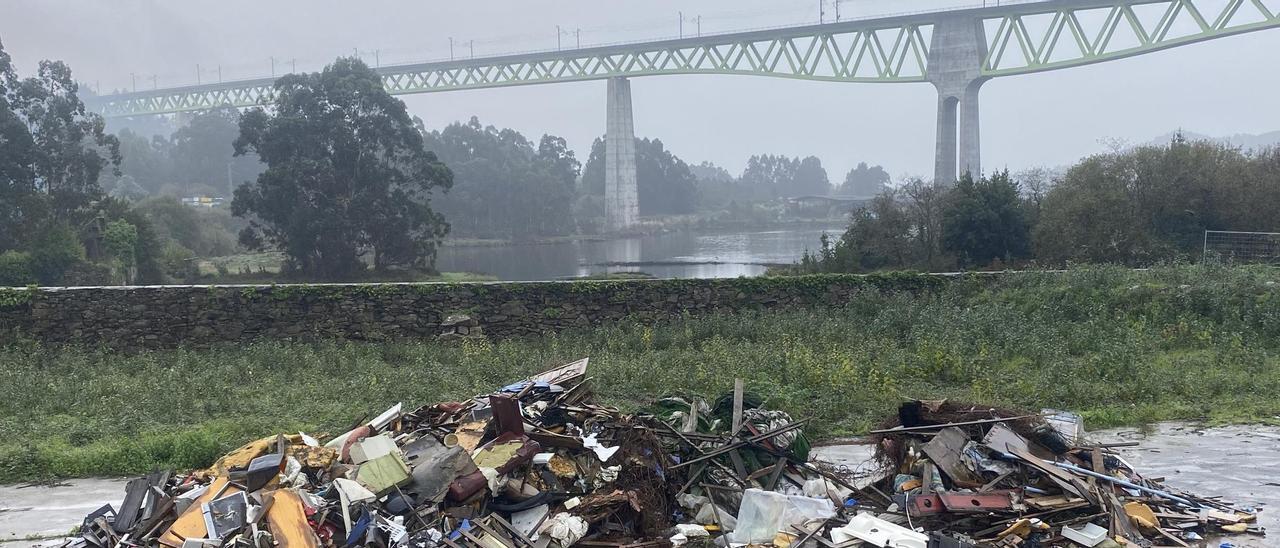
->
[1144,130,1280,151]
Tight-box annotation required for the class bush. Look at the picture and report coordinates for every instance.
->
[61,262,114,286]
[0,252,35,287]
[28,223,86,285]
[160,242,197,282]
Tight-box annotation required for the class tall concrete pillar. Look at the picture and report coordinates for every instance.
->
[605,77,639,231]
[928,16,989,183]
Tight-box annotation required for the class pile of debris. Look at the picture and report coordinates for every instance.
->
[68,361,1260,548]
[856,400,1263,547]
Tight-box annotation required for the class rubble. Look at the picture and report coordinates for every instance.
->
[67,363,1261,548]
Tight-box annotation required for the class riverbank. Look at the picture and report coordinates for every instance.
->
[1,264,1279,481]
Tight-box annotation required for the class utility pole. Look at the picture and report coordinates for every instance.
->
[375,49,381,67]
[575,29,581,48]
[835,0,842,22]
[694,16,702,36]
[291,58,297,73]
[820,0,825,23]
[450,37,455,60]
[196,64,201,85]
[150,74,158,90]
[469,41,474,58]
[679,11,684,38]
[130,72,136,92]
[556,25,562,50]
[270,56,276,77]
[217,65,222,83]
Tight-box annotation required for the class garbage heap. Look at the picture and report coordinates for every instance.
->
[858,399,1263,547]
[69,361,1261,548]
[68,359,859,548]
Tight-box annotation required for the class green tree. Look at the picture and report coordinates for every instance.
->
[793,156,832,196]
[424,118,576,239]
[1,39,117,250]
[28,222,85,285]
[580,136,699,217]
[941,170,1031,268]
[10,59,120,224]
[0,39,40,252]
[635,138,698,215]
[232,58,452,278]
[171,107,264,197]
[1033,137,1258,265]
[102,219,138,283]
[0,251,34,286]
[839,162,891,197]
[740,154,796,198]
[739,154,830,197]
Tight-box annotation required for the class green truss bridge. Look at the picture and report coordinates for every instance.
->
[91,0,1280,230]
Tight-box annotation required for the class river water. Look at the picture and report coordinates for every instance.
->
[435,226,844,281]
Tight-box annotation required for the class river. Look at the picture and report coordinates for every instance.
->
[435,226,844,281]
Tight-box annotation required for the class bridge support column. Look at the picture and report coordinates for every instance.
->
[928,16,989,183]
[605,77,639,232]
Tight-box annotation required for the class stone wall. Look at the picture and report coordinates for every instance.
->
[0,274,950,348]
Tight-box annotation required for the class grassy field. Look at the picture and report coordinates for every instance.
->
[2,264,1279,482]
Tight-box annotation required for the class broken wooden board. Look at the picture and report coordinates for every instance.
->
[158,477,242,547]
[983,423,1054,460]
[921,427,983,486]
[264,489,321,548]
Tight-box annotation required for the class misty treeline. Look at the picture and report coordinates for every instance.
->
[0,38,257,287]
[797,135,1280,274]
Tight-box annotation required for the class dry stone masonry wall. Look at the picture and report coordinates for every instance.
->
[0,274,950,349]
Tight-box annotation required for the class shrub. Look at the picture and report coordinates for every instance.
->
[28,223,86,285]
[0,251,35,287]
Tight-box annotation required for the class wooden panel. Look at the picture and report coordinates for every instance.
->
[265,490,321,548]
[158,477,241,547]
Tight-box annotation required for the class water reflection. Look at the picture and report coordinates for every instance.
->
[436,226,842,281]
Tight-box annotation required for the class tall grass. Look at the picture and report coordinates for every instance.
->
[2,264,1279,482]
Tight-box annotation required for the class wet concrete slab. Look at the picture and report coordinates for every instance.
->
[0,478,126,545]
[1092,423,1278,548]
[1,422,1273,547]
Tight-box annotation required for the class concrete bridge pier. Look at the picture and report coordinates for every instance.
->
[929,16,989,183]
[605,77,639,231]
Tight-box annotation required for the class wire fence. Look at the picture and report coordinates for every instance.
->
[1203,230,1280,264]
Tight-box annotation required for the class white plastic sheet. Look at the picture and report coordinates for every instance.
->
[728,488,836,544]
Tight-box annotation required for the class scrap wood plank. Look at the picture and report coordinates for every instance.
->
[922,427,983,486]
[112,477,150,533]
[731,379,745,436]
[983,423,1054,460]
[264,489,321,548]
[158,477,242,547]
[1089,446,1105,490]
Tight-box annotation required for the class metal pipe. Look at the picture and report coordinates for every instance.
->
[1052,462,1199,508]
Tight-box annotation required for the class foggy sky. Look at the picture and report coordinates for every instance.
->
[3,0,1279,181]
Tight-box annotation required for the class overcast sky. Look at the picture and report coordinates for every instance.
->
[3,0,1279,181]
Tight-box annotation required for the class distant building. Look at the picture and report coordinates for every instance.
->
[181,196,225,208]
[781,195,869,218]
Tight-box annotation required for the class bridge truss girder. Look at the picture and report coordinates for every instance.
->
[982,0,1280,76]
